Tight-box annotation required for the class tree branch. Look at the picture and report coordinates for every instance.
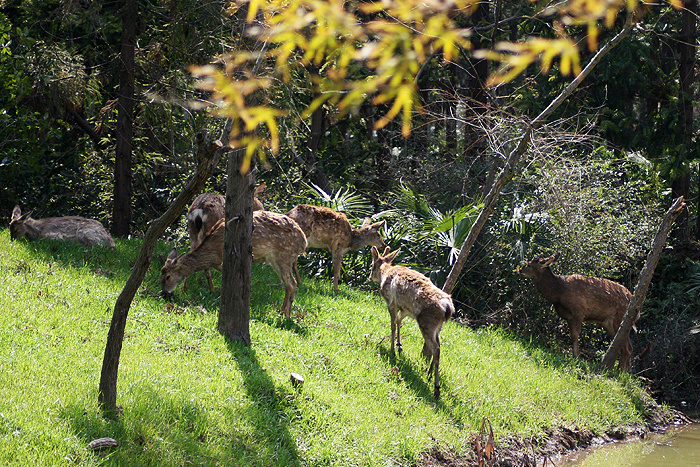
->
[442,12,639,294]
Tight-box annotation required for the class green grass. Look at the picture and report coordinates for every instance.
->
[0,229,656,466]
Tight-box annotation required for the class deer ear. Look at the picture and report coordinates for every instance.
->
[361,217,371,228]
[371,220,385,230]
[371,246,379,259]
[167,247,178,262]
[12,205,21,220]
[385,248,400,263]
[543,254,559,266]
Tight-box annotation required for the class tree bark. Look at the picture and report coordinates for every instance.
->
[442,13,638,294]
[98,133,224,417]
[112,0,137,238]
[601,196,686,371]
[218,147,254,344]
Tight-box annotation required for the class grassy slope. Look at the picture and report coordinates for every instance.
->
[0,230,654,466]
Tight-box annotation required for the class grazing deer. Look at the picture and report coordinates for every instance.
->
[161,211,306,319]
[286,204,385,292]
[518,252,635,370]
[370,246,454,398]
[184,187,265,291]
[9,205,115,247]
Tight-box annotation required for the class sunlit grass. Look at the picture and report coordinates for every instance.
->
[0,229,654,466]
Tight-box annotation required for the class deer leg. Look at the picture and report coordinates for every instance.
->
[389,306,398,355]
[332,249,343,292]
[294,260,301,284]
[620,339,633,371]
[396,315,404,353]
[273,260,297,319]
[568,319,582,358]
[418,320,441,398]
[205,268,214,292]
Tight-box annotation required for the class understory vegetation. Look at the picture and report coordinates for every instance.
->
[0,231,664,466]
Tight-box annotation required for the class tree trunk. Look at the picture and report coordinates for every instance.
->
[288,104,332,194]
[442,15,638,294]
[218,147,254,344]
[99,133,224,417]
[112,0,136,238]
[673,0,696,241]
[601,196,685,370]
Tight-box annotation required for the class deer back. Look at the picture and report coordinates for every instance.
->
[252,210,307,264]
[285,204,352,251]
[371,247,453,320]
[10,205,115,247]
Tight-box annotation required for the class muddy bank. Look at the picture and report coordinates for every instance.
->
[416,406,694,466]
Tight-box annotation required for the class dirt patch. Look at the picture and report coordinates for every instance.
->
[415,408,693,467]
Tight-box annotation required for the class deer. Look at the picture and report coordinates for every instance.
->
[161,210,307,319]
[370,246,454,398]
[9,205,115,247]
[285,204,386,292]
[518,252,635,371]
[184,185,265,291]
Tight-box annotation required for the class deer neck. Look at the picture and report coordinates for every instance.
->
[175,250,209,276]
[24,218,44,239]
[348,228,370,251]
[533,269,566,303]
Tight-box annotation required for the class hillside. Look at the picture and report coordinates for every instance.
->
[0,232,668,466]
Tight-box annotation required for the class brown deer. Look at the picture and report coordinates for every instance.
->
[9,205,115,247]
[184,187,265,291]
[161,210,307,319]
[286,204,385,292]
[370,246,454,398]
[518,252,635,370]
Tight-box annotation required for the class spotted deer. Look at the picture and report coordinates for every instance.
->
[370,246,454,398]
[9,205,115,247]
[285,204,385,292]
[518,253,635,370]
[161,210,307,319]
[184,186,265,291]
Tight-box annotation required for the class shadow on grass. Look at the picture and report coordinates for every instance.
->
[226,339,302,467]
[379,345,441,404]
[61,388,224,466]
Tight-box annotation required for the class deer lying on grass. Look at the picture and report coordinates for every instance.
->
[161,210,307,319]
[10,205,115,247]
[286,204,385,292]
[184,187,265,291]
[370,246,454,398]
[518,252,635,370]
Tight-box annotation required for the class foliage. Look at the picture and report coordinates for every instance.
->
[637,254,700,405]
[0,230,658,466]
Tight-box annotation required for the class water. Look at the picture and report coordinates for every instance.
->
[558,423,700,466]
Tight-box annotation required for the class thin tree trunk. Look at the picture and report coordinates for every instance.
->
[98,133,224,417]
[442,12,639,294]
[112,0,136,237]
[672,0,696,241]
[601,196,686,370]
[218,147,254,344]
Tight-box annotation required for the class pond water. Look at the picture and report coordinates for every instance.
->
[558,423,700,466]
